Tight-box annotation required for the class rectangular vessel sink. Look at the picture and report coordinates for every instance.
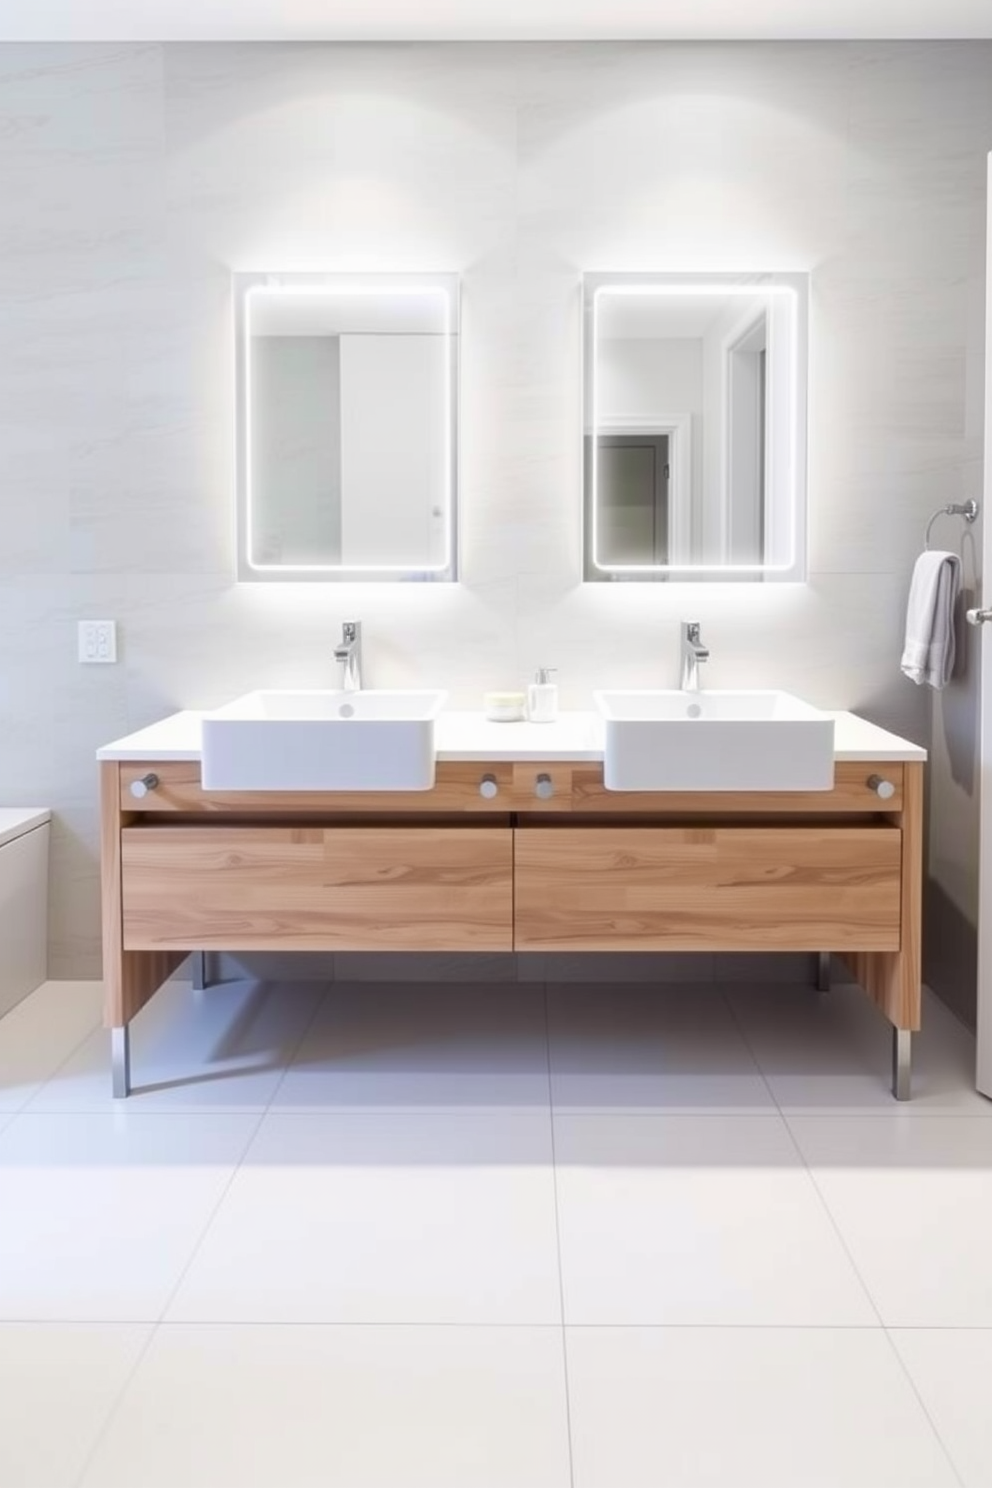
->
[200,689,447,791]
[595,690,835,792]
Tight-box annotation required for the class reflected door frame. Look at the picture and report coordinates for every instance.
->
[596,415,693,567]
[978,154,992,1099]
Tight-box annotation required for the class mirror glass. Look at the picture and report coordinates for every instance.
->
[584,272,807,582]
[236,273,458,581]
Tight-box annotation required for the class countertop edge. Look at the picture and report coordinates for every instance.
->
[95,707,928,765]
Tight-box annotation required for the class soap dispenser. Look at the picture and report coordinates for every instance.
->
[527,667,558,723]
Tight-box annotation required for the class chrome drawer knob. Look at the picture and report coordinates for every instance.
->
[479,774,499,800]
[966,608,992,625]
[867,774,896,800]
[129,773,159,799]
[535,773,554,800]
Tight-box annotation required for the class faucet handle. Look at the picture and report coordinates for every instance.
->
[682,620,702,643]
[342,620,361,644]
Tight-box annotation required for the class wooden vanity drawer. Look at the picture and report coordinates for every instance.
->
[514,825,902,952]
[121,825,513,952]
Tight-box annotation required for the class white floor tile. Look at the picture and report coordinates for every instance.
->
[890,1329,992,1488]
[565,1327,957,1488]
[272,980,550,1112]
[548,982,775,1112]
[554,1113,876,1324]
[0,1322,150,1488]
[168,1110,561,1324]
[788,1116,992,1325]
[80,1324,572,1488]
[729,983,989,1115]
[0,1113,258,1321]
[27,977,324,1113]
[0,981,102,1112]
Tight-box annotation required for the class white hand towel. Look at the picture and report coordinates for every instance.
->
[901,550,961,689]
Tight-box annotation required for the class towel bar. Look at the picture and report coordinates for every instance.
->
[924,499,979,550]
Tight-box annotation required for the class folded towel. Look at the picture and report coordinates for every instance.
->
[901,550,961,689]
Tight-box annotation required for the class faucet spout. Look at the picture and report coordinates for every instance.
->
[680,621,709,692]
[334,621,363,692]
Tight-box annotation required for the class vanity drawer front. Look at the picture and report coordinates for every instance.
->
[514,826,902,952]
[118,760,516,814]
[121,826,513,952]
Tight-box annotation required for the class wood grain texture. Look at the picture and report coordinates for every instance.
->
[119,758,905,816]
[514,826,902,952]
[100,761,183,1028]
[119,760,516,815]
[840,759,923,1030]
[567,761,905,815]
[121,825,513,953]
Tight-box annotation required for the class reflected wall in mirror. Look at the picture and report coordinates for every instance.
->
[235,272,459,581]
[584,272,808,582]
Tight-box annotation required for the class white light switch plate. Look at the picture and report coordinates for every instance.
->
[78,620,117,664]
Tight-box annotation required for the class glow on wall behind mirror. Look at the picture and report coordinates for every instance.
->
[586,280,805,579]
[0,40,984,976]
[239,277,457,580]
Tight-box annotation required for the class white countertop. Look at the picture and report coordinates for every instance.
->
[0,808,51,849]
[96,706,927,764]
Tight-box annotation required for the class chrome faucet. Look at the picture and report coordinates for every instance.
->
[680,621,709,692]
[334,621,363,692]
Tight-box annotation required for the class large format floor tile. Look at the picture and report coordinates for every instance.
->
[788,1116,992,1325]
[272,980,550,1112]
[0,1112,258,1320]
[729,982,991,1115]
[80,1324,572,1488]
[0,1322,150,1488]
[0,980,102,1112]
[548,981,775,1112]
[554,1113,876,1324]
[890,1330,992,1488]
[565,1327,958,1488]
[27,976,325,1113]
[168,1110,561,1323]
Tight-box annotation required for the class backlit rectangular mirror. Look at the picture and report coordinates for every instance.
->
[583,272,808,582]
[236,272,459,581]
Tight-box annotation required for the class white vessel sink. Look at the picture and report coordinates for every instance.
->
[595,690,835,792]
[200,689,447,791]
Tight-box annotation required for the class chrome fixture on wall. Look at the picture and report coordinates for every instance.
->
[924,499,979,550]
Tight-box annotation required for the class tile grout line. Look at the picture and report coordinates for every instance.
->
[880,1328,968,1488]
[145,978,335,1318]
[723,983,892,1329]
[258,976,335,1111]
[719,982,781,1114]
[69,1090,271,1487]
[723,981,964,1482]
[69,1321,160,1488]
[67,977,334,1486]
[543,982,577,1488]
[5,980,105,1118]
[13,1317,971,1330]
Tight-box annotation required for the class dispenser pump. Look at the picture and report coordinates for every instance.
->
[528,666,559,723]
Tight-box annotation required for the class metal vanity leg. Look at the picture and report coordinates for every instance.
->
[191,951,207,992]
[816,952,832,994]
[892,1028,912,1102]
[111,1025,131,1100]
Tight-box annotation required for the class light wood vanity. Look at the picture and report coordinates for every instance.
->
[99,710,924,1101]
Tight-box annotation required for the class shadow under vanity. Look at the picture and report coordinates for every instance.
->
[96,264,928,1100]
[98,706,924,1102]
